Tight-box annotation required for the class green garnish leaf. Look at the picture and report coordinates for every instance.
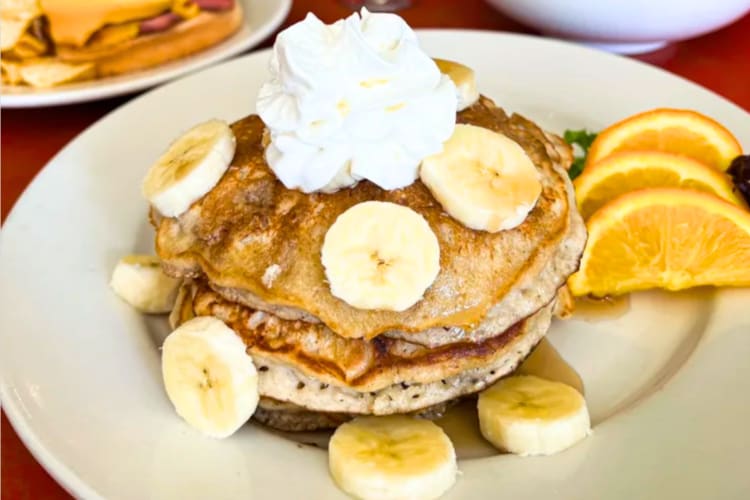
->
[563,129,598,180]
[564,129,597,150]
[568,157,586,181]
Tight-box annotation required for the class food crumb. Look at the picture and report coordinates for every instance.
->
[262,264,282,288]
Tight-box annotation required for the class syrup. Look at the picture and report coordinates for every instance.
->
[573,294,631,322]
[436,339,583,458]
[515,338,584,394]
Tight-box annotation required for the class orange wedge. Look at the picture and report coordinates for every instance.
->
[574,151,743,219]
[586,108,742,170]
[568,188,750,297]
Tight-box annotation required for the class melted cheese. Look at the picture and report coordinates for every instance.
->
[40,0,172,46]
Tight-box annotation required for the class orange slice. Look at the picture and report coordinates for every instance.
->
[574,151,743,220]
[586,108,742,170]
[568,188,750,297]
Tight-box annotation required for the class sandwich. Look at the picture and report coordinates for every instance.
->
[1,0,243,87]
[44,0,243,76]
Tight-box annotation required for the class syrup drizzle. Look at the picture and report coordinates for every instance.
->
[572,294,631,322]
[435,339,583,458]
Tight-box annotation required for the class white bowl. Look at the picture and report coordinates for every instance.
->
[485,0,750,53]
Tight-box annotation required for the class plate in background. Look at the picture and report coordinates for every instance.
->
[0,0,290,108]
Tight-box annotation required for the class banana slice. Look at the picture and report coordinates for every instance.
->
[161,316,259,439]
[420,124,542,232]
[434,58,479,111]
[478,375,590,456]
[321,201,440,312]
[110,254,181,313]
[142,119,236,217]
[329,415,457,500]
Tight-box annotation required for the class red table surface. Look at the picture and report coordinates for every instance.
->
[2,1,749,497]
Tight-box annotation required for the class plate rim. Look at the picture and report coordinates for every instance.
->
[1,29,749,499]
[0,0,291,108]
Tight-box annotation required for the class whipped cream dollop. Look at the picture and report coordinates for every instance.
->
[256,9,457,193]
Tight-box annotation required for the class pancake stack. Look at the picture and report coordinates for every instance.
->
[154,96,586,431]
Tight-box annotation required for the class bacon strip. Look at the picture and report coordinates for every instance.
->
[139,12,181,34]
[138,0,235,34]
[195,0,235,11]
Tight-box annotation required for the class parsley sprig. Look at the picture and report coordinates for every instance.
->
[563,129,598,180]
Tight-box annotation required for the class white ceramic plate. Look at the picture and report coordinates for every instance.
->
[0,0,290,108]
[2,31,750,499]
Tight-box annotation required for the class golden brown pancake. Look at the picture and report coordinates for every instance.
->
[182,280,553,391]
[172,279,555,415]
[154,97,580,340]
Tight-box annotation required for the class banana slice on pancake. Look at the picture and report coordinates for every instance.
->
[420,123,542,232]
[143,119,236,217]
[434,58,479,111]
[321,201,440,312]
[110,254,181,313]
[161,316,259,439]
[478,375,591,456]
[329,415,457,500]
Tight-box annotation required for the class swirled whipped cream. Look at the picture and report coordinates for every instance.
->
[256,9,457,193]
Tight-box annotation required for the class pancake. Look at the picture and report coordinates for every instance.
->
[206,112,586,349]
[172,280,555,415]
[253,397,455,432]
[154,96,580,340]
[252,290,574,432]
[254,398,352,432]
